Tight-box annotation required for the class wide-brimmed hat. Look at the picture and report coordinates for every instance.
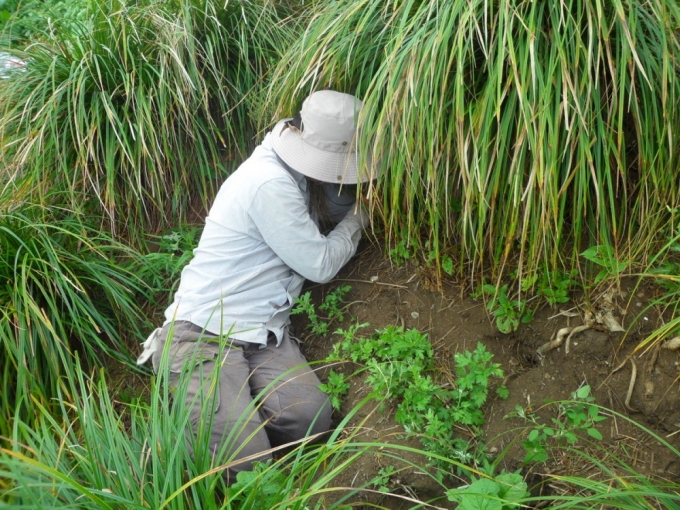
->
[271,90,370,184]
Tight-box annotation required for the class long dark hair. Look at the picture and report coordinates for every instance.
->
[308,180,332,225]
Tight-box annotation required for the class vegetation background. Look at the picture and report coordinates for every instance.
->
[0,0,679,507]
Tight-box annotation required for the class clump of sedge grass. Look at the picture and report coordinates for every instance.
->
[0,0,290,241]
[3,351,679,508]
[268,0,680,292]
[0,206,150,437]
[0,350,456,509]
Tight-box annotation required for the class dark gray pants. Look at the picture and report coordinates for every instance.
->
[152,321,331,482]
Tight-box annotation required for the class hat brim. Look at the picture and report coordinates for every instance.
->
[271,120,371,184]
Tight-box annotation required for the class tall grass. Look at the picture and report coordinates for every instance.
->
[3,357,679,508]
[269,0,680,288]
[0,206,150,437]
[0,355,454,509]
[0,0,290,240]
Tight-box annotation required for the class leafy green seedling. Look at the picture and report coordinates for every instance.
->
[447,471,529,509]
[291,291,328,336]
[389,239,412,265]
[370,465,396,493]
[128,224,200,302]
[453,343,507,426]
[318,284,351,322]
[509,385,607,464]
[537,270,576,306]
[292,285,352,336]
[325,326,506,479]
[581,244,628,284]
[476,283,532,334]
[442,256,454,276]
[318,369,350,411]
[227,461,287,509]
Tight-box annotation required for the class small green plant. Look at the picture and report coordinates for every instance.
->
[318,284,351,322]
[453,344,509,427]
[442,255,454,276]
[130,225,201,292]
[423,240,455,276]
[388,228,418,265]
[581,244,628,284]
[389,238,413,265]
[536,270,576,307]
[318,369,350,411]
[326,326,507,478]
[291,292,329,336]
[370,465,396,493]
[446,471,529,509]
[127,225,200,303]
[475,284,533,334]
[509,385,607,464]
[292,285,352,336]
[227,461,288,509]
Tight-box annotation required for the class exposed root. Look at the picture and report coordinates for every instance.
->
[624,359,640,413]
[538,312,595,357]
[564,325,591,354]
[539,304,625,360]
[646,344,660,373]
[537,327,573,357]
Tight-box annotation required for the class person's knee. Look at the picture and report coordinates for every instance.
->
[264,386,332,444]
[291,391,332,434]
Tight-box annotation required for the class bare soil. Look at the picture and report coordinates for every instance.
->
[293,240,680,508]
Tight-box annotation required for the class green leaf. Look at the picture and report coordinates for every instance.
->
[496,385,509,399]
[594,269,608,284]
[522,444,548,464]
[482,284,497,295]
[446,478,500,509]
[496,314,517,334]
[575,385,591,400]
[587,428,603,440]
[495,473,529,503]
[442,256,454,275]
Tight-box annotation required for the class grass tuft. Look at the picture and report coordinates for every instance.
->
[268,0,680,290]
[0,206,151,437]
[0,0,290,241]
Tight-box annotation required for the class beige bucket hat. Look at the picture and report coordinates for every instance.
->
[271,90,370,184]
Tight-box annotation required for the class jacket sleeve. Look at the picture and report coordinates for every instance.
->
[248,178,366,283]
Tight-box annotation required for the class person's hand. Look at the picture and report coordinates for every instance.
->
[345,203,370,228]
